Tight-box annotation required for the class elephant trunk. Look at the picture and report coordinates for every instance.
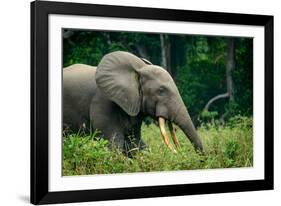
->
[173,105,203,152]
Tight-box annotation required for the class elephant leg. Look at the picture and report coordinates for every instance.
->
[132,126,147,151]
[108,132,125,151]
[124,132,138,155]
[135,120,147,150]
[94,126,125,151]
[124,123,147,157]
[89,98,126,151]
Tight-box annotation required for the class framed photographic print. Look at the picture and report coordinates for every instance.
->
[30,0,274,204]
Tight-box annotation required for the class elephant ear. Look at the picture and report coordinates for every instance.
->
[96,51,146,116]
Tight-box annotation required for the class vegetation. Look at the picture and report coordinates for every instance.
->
[63,30,253,174]
[63,116,252,175]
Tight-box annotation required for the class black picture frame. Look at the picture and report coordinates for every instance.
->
[31,0,274,204]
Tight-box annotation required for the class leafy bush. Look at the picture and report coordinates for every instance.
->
[199,110,219,124]
[63,115,253,175]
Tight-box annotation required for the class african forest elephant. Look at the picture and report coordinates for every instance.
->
[63,51,203,154]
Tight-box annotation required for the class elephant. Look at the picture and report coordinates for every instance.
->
[63,51,203,155]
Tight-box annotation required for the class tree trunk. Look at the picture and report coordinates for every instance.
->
[135,44,149,60]
[160,34,171,74]
[226,38,235,101]
[103,33,112,45]
[203,38,235,111]
[63,30,75,46]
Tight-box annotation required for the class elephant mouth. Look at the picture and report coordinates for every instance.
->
[158,117,181,153]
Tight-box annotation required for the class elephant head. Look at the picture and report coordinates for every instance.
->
[96,51,203,152]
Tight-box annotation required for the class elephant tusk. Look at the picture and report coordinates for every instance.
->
[159,117,176,153]
[168,121,181,148]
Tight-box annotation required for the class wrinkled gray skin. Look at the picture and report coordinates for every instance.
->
[63,51,203,154]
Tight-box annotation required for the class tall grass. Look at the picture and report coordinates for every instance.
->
[63,115,253,176]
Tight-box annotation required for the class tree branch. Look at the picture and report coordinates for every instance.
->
[204,92,229,111]
[63,30,74,39]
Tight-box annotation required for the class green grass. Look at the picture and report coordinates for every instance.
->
[63,116,253,176]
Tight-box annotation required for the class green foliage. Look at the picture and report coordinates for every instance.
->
[226,115,253,129]
[176,37,228,119]
[233,38,253,116]
[63,131,112,175]
[224,139,240,161]
[63,116,253,175]
[199,110,219,124]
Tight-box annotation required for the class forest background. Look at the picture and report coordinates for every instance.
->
[63,30,253,124]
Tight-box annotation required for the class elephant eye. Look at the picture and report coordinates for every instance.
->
[157,86,166,96]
